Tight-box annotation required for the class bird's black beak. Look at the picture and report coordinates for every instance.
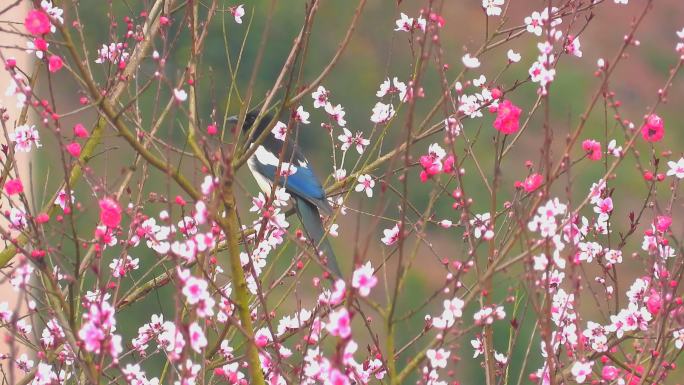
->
[227,115,240,134]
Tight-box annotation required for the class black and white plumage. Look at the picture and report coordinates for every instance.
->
[230,112,341,276]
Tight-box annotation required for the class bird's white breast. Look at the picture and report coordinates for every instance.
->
[247,153,274,196]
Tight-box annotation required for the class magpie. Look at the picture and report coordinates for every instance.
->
[229,111,342,277]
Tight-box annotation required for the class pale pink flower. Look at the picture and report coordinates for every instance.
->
[471,337,484,358]
[426,348,450,369]
[352,261,377,297]
[370,102,395,124]
[507,49,521,63]
[338,128,370,154]
[319,279,346,305]
[354,174,375,197]
[666,157,684,179]
[95,42,129,64]
[482,0,504,16]
[381,223,400,246]
[173,88,188,102]
[188,322,207,353]
[394,13,414,32]
[109,255,139,278]
[673,329,684,349]
[571,361,593,383]
[324,103,346,127]
[470,212,493,240]
[376,77,407,101]
[41,1,64,28]
[326,308,351,339]
[462,54,481,69]
[231,5,245,24]
[594,197,613,214]
[525,11,544,36]
[565,35,583,57]
[294,106,310,124]
[182,276,209,305]
[311,85,329,108]
[9,124,42,152]
[271,121,288,141]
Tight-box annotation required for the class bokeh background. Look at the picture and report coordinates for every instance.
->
[3,0,684,383]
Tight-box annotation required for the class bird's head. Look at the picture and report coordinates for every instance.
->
[228,111,272,144]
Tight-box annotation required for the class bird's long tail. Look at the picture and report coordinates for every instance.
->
[295,196,342,277]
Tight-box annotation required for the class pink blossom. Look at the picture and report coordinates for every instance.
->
[48,55,63,72]
[66,142,81,157]
[493,99,522,134]
[641,114,664,142]
[254,328,272,347]
[5,178,23,196]
[582,139,602,161]
[602,366,619,381]
[594,197,613,214]
[521,173,543,192]
[645,290,662,315]
[27,38,48,59]
[328,368,350,385]
[207,123,218,135]
[36,213,50,224]
[326,308,351,339]
[655,215,672,232]
[352,261,377,297]
[99,198,122,227]
[73,123,89,138]
[25,10,51,35]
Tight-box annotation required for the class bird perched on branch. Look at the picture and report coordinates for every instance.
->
[228,111,341,277]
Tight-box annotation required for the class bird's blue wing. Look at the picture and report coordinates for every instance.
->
[255,162,326,200]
